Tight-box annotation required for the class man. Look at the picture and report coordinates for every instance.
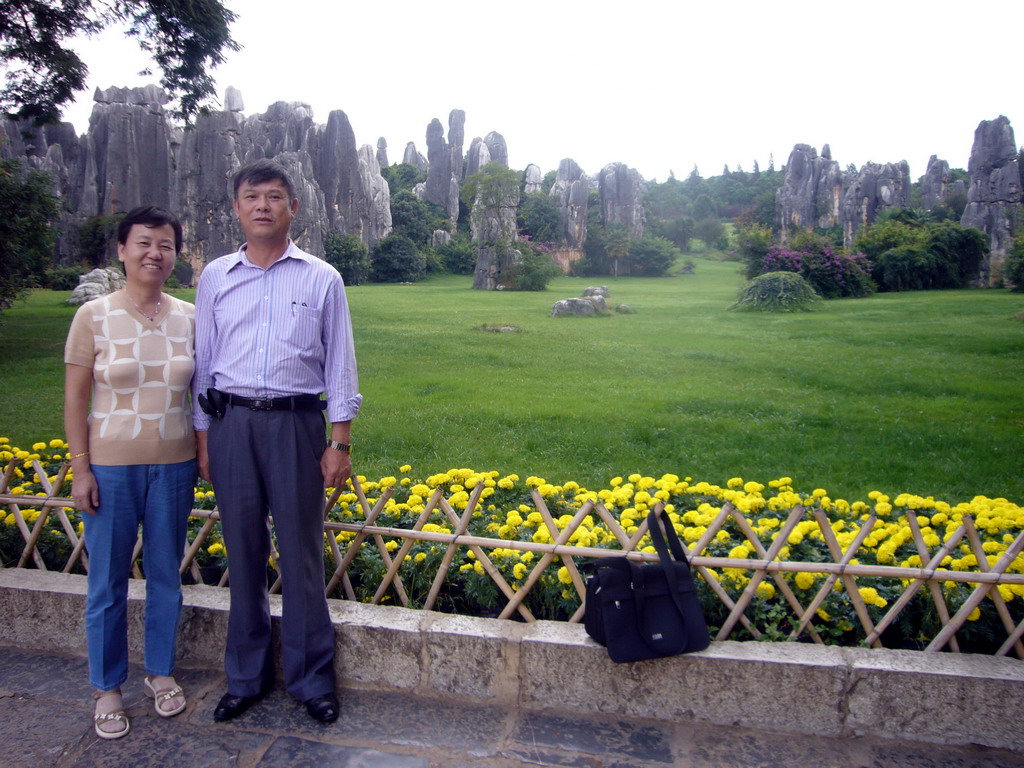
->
[193,159,361,724]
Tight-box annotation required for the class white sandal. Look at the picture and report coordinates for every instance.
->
[144,675,186,717]
[94,689,130,739]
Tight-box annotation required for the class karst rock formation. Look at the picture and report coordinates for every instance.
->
[3,88,1019,291]
[960,115,1021,285]
[0,85,393,275]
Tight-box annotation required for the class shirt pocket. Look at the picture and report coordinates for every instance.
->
[289,305,322,350]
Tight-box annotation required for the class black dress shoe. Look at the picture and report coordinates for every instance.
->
[213,689,268,722]
[305,692,339,723]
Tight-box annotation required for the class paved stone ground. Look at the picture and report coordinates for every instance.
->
[1,643,1022,768]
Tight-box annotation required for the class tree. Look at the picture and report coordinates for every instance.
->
[540,169,557,195]
[390,190,446,246]
[692,194,717,221]
[0,157,59,310]
[658,216,695,253]
[78,212,122,267]
[517,192,559,243]
[628,235,681,276]
[734,223,777,279]
[604,223,630,278]
[324,233,370,286]
[465,163,521,290]
[370,234,425,283]
[1006,236,1024,291]
[381,162,425,196]
[435,233,476,275]
[1,0,238,123]
[693,217,726,250]
[501,242,560,291]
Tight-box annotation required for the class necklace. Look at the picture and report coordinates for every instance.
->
[127,292,162,322]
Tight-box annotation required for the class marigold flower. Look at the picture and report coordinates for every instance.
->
[755,581,776,599]
[794,572,816,590]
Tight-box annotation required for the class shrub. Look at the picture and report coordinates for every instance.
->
[799,248,874,299]
[1,158,59,310]
[694,217,727,250]
[78,213,122,267]
[326,233,371,285]
[628,235,681,276]
[919,221,986,288]
[172,259,193,287]
[855,218,986,292]
[44,266,84,291]
[1006,237,1024,292]
[873,245,932,291]
[735,223,776,279]
[370,235,426,283]
[390,190,448,246]
[436,235,477,275]
[730,271,820,312]
[502,244,560,291]
[854,219,923,261]
[760,245,874,299]
[517,192,560,243]
[871,224,987,292]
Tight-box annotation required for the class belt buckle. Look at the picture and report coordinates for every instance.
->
[250,398,272,411]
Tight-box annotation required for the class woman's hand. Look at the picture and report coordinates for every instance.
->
[72,466,100,514]
[64,363,98,513]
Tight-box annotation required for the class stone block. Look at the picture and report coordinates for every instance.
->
[420,612,524,701]
[520,626,847,737]
[844,647,1024,750]
[331,600,424,691]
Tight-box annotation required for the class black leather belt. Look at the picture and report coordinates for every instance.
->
[224,393,326,412]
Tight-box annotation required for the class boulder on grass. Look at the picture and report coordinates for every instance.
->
[66,268,126,305]
[551,298,596,317]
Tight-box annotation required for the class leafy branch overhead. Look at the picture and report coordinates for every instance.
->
[0,0,238,124]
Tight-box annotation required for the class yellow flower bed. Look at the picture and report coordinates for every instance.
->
[2,437,1022,652]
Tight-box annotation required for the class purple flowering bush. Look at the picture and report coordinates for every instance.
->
[735,226,875,300]
[761,245,874,299]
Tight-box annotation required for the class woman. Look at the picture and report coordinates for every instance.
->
[64,206,196,739]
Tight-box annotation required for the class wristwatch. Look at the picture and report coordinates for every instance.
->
[327,440,351,453]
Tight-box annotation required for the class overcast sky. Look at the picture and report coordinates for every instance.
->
[59,0,1019,184]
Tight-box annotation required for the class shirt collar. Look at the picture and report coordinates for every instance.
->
[226,240,310,271]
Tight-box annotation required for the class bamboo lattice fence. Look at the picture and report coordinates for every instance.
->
[3,456,1024,659]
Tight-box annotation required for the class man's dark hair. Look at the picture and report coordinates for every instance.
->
[116,206,184,254]
[233,159,296,201]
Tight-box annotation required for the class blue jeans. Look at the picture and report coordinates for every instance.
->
[84,460,196,691]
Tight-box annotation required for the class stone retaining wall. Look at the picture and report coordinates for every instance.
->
[1,569,1021,751]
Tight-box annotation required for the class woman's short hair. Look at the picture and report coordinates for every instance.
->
[116,206,184,254]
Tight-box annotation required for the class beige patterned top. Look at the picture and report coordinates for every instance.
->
[65,290,196,465]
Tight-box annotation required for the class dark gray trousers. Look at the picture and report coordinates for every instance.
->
[208,404,335,702]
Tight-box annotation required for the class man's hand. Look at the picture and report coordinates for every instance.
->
[321,445,351,490]
[197,430,211,482]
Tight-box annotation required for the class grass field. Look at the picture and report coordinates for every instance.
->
[2,259,1022,504]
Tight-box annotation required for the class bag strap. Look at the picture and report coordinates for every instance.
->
[645,509,694,620]
[647,507,690,565]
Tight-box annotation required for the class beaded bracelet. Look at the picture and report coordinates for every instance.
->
[69,451,90,460]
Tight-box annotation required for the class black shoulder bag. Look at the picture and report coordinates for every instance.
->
[583,508,710,662]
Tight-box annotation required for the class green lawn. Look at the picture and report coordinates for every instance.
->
[2,259,1022,504]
